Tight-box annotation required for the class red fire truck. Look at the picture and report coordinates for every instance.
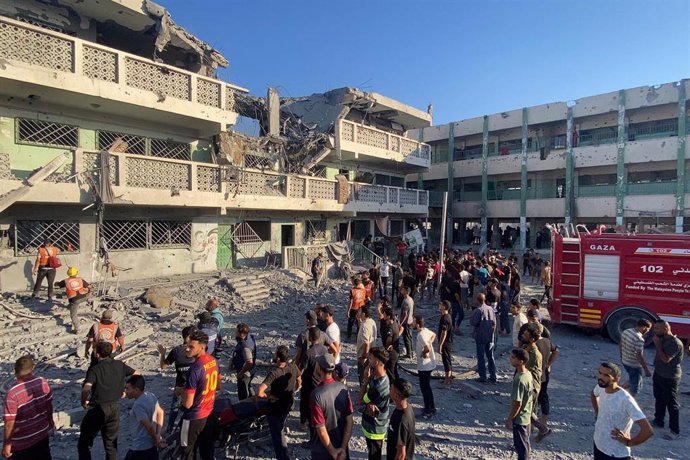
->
[550,226,690,343]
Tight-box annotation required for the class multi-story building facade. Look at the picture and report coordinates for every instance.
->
[0,0,431,291]
[413,80,689,249]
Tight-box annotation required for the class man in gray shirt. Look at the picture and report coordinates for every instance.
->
[399,287,414,359]
[470,293,497,383]
[124,375,164,459]
[651,320,684,440]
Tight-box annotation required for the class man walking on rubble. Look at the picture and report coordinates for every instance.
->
[205,298,224,351]
[32,239,59,301]
[312,253,325,288]
[84,309,124,365]
[54,266,90,334]
[347,277,367,340]
[79,341,137,460]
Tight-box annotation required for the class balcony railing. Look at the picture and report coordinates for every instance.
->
[626,181,677,195]
[0,16,245,111]
[339,120,430,161]
[577,184,616,197]
[1,149,428,211]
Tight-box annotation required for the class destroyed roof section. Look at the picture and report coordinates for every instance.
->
[279,87,432,135]
[2,0,228,75]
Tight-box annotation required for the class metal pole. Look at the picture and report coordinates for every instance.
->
[437,191,448,289]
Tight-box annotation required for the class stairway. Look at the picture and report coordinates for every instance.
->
[223,272,273,305]
[559,238,581,325]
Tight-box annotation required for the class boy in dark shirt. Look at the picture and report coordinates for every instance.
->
[387,378,415,460]
[437,301,454,389]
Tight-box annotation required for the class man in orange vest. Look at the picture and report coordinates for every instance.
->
[54,267,90,334]
[32,239,59,300]
[84,309,124,364]
[347,276,367,340]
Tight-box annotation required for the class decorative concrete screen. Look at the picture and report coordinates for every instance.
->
[82,45,117,82]
[0,20,73,72]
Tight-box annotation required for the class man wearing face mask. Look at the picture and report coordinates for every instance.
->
[590,362,653,460]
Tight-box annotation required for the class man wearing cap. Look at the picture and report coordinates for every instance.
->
[85,310,124,365]
[54,266,91,334]
[310,353,354,460]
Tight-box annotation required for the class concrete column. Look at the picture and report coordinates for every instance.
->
[447,123,455,245]
[565,107,574,226]
[616,89,627,227]
[417,127,425,189]
[676,80,687,233]
[520,107,528,251]
[481,116,489,244]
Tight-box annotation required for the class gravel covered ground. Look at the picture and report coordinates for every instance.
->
[2,269,689,459]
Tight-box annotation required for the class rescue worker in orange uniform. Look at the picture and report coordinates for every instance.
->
[54,266,90,334]
[84,309,124,365]
[347,276,367,340]
[32,239,59,300]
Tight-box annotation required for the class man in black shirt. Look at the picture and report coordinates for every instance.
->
[294,310,325,369]
[158,325,197,432]
[387,378,415,460]
[382,307,402,382]
[438,301,454,389]
[299,328,328,431]
[257,345,301,460]
[78,341,136,460]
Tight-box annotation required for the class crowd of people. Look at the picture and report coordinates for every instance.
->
[3,243,686,460]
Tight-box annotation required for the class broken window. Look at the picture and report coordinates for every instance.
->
[97,130,147,155]
[96,130,190,160]
[16,118,79,148]
[304,220,327,242]
[14,220,80,255]
[100,220,192,250]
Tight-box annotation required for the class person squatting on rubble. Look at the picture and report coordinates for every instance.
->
[231,322,257,401]
[3,356,54,460]
[591,362,653,460]
[311,253,325,288]
[84,309,125,367]
[54,266,91,334]
[257,345,301,460]
[79,341,137,460]
[32,239,59,301]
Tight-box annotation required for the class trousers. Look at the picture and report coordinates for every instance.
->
[78,403,119,460]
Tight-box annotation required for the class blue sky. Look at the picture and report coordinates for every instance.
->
[165,0,690,125]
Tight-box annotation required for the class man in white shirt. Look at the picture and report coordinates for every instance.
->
[458,265,470,309]
[510,302,528,348]
[414,315,436,418]
[379,256,394,298]
[320,305,341,364]
[590,362,653,460]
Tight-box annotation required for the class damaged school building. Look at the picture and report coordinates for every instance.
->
[0,0,433,291]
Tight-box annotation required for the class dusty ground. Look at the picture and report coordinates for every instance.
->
[1,270,689,460]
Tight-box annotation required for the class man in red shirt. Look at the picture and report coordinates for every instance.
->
[181,330,219,460]
[3,356,53,460]
[347,277,367,340]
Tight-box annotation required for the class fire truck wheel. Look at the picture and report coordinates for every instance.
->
[605,309,656,345]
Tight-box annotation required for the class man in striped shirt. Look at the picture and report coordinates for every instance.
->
[619,319,652,398]
[3,356,53,460]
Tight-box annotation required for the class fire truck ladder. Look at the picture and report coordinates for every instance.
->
[559,236,582,325]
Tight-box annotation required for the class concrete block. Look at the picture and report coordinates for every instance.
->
[53,406,85,429]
